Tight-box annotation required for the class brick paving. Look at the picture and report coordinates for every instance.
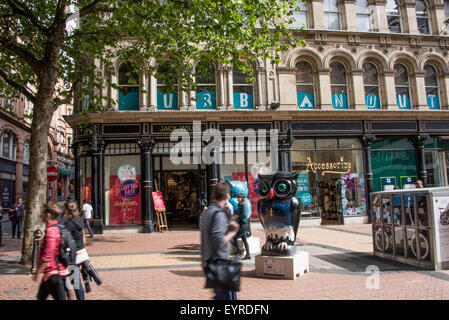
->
[2,222,449,300]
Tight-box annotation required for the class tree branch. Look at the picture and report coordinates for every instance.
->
[0,36,41,73]
[5,0,50,35]
[0,69,36,103]
[79,0,105,18]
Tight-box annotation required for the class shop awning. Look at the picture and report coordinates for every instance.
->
[57,166,74,177]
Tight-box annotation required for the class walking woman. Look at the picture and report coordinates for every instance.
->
[33,202,68,300]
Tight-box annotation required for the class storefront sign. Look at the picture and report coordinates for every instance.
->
[297,92,315,109]
[397,94,411,109]
[401,176,417,189]
[152,123,207,134]
[296,172,309,197]
[120,179,140,199]
[233,92,254,109]
[365,94,380,109]
[332,93,349,109]
[118,91,139,111]
[305,156,352,176]
[380,177,396,191]
[427,95,440,110]
[117,165,137,182]
[152,192,166,211]
[157,91,179,110]
[196,91,217,109]
[300,193,313,206]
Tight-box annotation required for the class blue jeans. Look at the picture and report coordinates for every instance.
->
[213,289,237,300]
[11,217,22,238]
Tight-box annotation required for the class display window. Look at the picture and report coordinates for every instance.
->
[291,138,366,224]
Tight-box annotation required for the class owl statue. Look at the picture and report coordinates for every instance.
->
[257,172,301,256]
[228,180,251,220]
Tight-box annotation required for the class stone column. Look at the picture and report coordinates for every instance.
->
[369,0,390,33]
[339,0,358,31]
[140,67,149,111]
[277,67,297,110]
[361,134,375,223]
[413,71,428,110]
[318,68,333,109]
[226,66,234,110]
[382,70,398,110]
[310,0,326,29]
[351,69,366,110]
[401,0,419,34]
[218,66,226,110]
[413,134,430,186]
[139,136,156,233]
[256,66,266,110]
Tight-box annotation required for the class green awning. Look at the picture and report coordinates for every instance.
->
[57,166,74,177]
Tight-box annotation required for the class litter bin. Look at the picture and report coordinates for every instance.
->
[371,187,449,270]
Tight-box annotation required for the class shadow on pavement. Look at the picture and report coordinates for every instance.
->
[0,261,30,275]
[85,236,126,244]
[169,244,201,251]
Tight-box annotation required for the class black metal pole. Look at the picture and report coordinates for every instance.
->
[139,137,155,233]
[362,134,375,224]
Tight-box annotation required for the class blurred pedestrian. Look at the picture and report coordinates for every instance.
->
[61,200,86,300]
[82,199,94,237]
[232,193,251,260]
[33,202,69,300]
[415,180,424,188]
[200,182,239,300]
[9,198,24,238]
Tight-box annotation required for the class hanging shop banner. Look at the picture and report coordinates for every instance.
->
[196,91,217,109]
[396,94,411,110]
[365,94,381,110]
[400,176,417,189]
[427,95,440,110]
[380,177,397,191]
[433,196,449,264]
[1,180,10,209]
[152,192,166,211]
[296,172,310,197]
[297,92,315,109]
[332,93,349,109]
[118,91,139,111]
[233,92,254,109]
[109,175,141,225]
[340,173,366,216]
[157,91,179,110]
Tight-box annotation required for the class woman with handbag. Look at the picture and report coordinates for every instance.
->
[200,182,240,300]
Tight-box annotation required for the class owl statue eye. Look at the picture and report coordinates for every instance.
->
[258,179,271,198]
[273,179,291,198]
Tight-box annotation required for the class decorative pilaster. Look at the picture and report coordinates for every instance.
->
[256,66,266,110]
[138,136,156,233]
[217,66,226,110]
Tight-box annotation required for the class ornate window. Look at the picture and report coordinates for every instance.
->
[118,62,140,111]
[386,0,402,33]
[292,1,308,29]
[324,0,340,30]
[363,62,381,109]
[296,61,315,109]
[233,66,254,109]
[394,64,411,109]
[1,131,17,160]
[424,65,440,109]
[195,60,217,109]
[356,0,371,32]
[330,62,349,109]
[416,0,430,34]
[156,61,179,110]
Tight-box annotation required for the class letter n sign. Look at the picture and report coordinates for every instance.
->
[297,92,315,109]
[332,93,348,109]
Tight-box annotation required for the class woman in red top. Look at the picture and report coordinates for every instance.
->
[33,202,69,300]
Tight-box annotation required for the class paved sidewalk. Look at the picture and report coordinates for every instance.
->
[1,222,449,300]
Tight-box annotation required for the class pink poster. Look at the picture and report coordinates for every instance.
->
[84,177,92,203]
[231,172,259,220]
[109,175,141,225]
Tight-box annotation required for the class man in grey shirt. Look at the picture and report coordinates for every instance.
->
[200,182,239,300]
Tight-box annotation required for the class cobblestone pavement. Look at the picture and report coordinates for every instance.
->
[1,222,449,300]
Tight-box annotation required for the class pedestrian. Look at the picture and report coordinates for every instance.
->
[60,200,86,300]
[9,198,25,239]
[82,199,94,237]
[33,202,69,300]
[0,203,4,246]
[232,193,251,260]
[200,182,240,300]
[415,180,424,188]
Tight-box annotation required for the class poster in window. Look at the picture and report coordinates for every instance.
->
[109,175,141,225]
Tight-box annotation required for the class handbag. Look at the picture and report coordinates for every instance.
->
[204,207,241,291]
[204,258,241,292]
[75,248,90,265]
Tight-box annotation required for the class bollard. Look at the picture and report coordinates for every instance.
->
[31,228,43,274]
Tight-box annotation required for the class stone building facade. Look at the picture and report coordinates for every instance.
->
[67,0,449,234]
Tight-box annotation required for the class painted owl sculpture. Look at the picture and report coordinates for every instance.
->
[257,172,301,256]
[228,180,251,220]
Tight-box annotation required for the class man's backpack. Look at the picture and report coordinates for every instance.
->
[49,223,77,267]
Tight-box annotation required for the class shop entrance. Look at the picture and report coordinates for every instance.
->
[319,179,343,225]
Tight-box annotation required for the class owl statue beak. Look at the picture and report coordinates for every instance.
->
[269,189,275,198]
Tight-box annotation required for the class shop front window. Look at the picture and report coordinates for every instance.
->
[424,65,440,110]
[105,143,141,226]
[394,64,411,109]
[296,61,315,109]
[233,66,254,109]
[363,62,381,109]
[80,156,92,204]
[156,61,179,110]
[330,62,349,109]
[425,150,445,187]
[195,60,217,109]
[291,138,366,222]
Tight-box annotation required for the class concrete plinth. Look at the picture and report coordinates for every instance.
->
[231,237,260,255]
[255,251,309,280]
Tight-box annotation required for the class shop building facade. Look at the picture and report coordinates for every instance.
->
[68,0,449,232]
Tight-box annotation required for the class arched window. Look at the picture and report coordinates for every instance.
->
[394,64,411,109]
[424,65,440,109]
[386,0,402,33]
[363,62,381,109]
[1,131,17,160]
[156,61,179,110]
[292,1,308,29]
[118,62,140,111]
[416,0,430,34]
[356,0,371,32]
[195,61,216,109]
[330,62,349,109]
[296,61,315,109]
[233,66,254,109]
[324,0,340,30]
